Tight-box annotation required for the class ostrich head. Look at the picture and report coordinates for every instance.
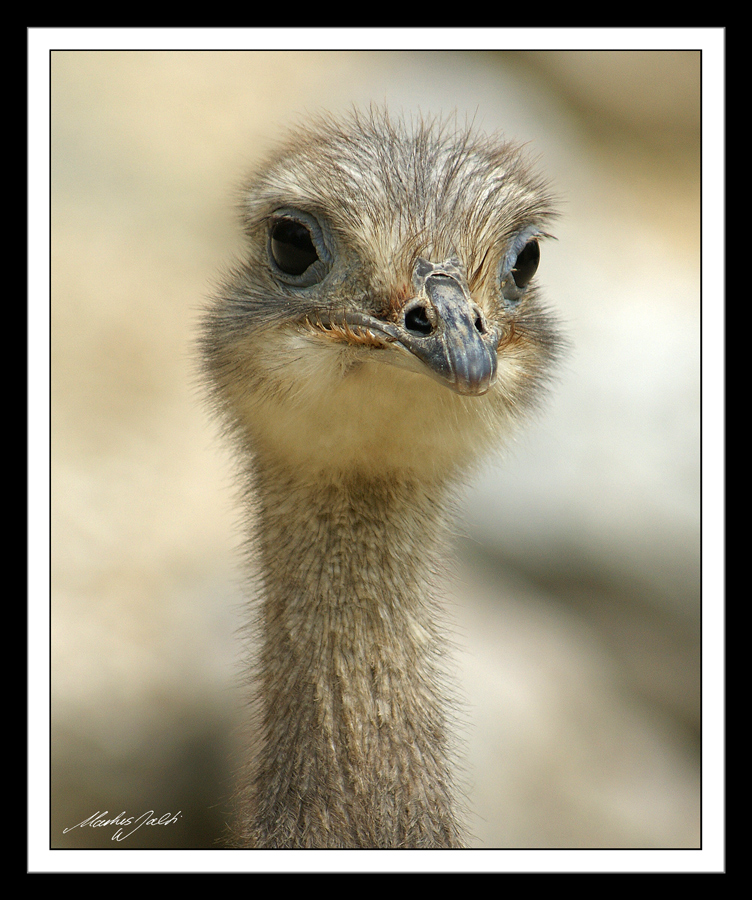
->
[203,107,559,484]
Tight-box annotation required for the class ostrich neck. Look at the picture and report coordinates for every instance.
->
[241,456,464,848]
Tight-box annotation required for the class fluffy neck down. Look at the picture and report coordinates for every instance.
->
[235,459,464,849]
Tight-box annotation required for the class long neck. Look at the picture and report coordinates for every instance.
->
[236,457,464,848]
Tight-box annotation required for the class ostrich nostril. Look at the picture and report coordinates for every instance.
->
[404,304,433,336]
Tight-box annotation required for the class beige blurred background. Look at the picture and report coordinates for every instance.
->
[48,48,703,854]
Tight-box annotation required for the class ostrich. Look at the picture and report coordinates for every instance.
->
[201,108,560,849]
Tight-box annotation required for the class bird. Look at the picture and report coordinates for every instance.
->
[200,107,560,849]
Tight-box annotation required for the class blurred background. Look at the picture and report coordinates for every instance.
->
[48,47,703,853]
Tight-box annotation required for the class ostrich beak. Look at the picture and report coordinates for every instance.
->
[396,259,499,396]
[309,258,500,396]
[369,257,499,396]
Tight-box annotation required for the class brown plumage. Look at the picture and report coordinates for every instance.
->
[201,108,560,848]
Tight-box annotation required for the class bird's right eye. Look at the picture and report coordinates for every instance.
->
[267,209,333,287]
[270,218,319,276]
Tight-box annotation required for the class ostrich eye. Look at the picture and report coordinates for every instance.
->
[511,239,540,289]
[270,218,319,276]
[267,209,332,287]
[501,233,542,306]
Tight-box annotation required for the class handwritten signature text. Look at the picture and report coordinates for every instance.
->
[63,809,183,842]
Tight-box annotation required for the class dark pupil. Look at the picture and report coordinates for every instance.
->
[270,219,319,276]
[511,240,540,289]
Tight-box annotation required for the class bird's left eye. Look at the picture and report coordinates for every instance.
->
[511,240,540,289]
[500,232,542,305]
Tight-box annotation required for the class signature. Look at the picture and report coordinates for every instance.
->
[63,809,183,842]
